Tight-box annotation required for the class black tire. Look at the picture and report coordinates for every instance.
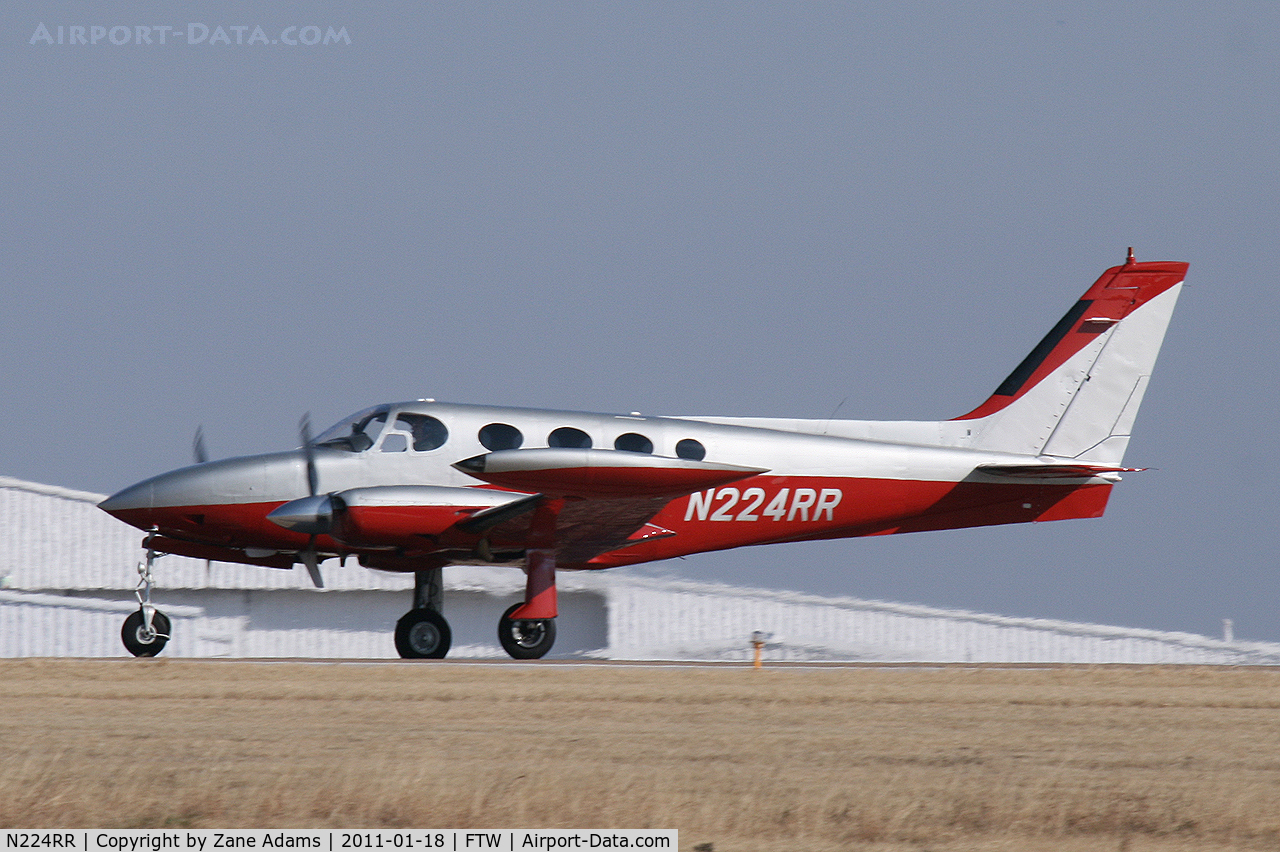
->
[122,609,171,657]
[497,602,556,660]
[394,609,452,659]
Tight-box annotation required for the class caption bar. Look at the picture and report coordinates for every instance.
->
[5,832,675,851]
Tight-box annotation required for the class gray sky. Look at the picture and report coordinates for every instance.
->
[4,2,1278,640]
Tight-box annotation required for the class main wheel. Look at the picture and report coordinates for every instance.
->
[122,609,171,657]
[498,602,556,660]
[394,609,452,659]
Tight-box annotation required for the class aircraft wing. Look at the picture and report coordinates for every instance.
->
[452,448,768,564]
[473,494,675,565]
[267,449,767,567]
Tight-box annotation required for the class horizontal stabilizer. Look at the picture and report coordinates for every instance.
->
[976,463,1142,482]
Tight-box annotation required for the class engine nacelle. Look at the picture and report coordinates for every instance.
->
[268,485,531,545]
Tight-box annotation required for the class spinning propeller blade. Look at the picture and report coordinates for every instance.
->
[300,413,319,497]
[190,427,212,572]
[297,413,324,588]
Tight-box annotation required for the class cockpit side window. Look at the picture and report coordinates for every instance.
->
[394,413,449,451]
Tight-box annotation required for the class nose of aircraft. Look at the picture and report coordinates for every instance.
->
[97,478,156,515]
[98,451,309,529]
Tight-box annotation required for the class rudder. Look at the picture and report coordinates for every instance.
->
[957,254,1188,465]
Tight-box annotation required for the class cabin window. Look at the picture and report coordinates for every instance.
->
[614,432,654,454]
[548,426,592,449]
[479,423,523,451]
[676,438,706,461]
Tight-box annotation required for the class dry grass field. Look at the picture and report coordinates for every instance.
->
[1,661,1279,851]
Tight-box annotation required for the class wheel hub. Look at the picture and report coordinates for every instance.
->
[508,621,546,648]
[409,621,441,653]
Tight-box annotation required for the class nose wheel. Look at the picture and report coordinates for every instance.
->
[122,609,171,657]
[123,545,170,657]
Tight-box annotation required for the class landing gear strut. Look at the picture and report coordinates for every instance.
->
[122,546,170,657]
[395,566,451,658]
[497,546,558,659]
[394,540,561,660]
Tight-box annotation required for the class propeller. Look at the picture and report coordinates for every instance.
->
[191,427,212,573]
[193,426,208,464]
[300,413,319,497]
[299,550,324,590]
[296,413,324,589]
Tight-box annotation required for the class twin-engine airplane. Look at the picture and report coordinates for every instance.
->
[100,252,1188,659]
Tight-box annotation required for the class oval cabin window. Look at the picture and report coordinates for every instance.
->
[479,423,523,451]
[548,427,592,449]
[614,433,654,454]
[675,438,706,461]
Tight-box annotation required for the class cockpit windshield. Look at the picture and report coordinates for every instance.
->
[313,405,390,452]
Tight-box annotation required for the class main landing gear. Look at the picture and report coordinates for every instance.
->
[394,548,560,661]
[395,566,452,658]
[496,548,557,659]
[497,602,556,659]
[122,546,170,657]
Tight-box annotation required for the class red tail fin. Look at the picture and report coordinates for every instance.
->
[956,258,1189,421]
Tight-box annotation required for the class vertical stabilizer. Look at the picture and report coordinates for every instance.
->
[956,257,1188,464]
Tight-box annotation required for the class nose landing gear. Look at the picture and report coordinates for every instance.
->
[122,545,170,657]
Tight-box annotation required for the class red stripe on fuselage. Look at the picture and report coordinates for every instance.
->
[109,474,1111,572]
[109,500,309,551]
[587,475,1112,567]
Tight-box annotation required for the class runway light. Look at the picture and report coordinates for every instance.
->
[751,630,768,668]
